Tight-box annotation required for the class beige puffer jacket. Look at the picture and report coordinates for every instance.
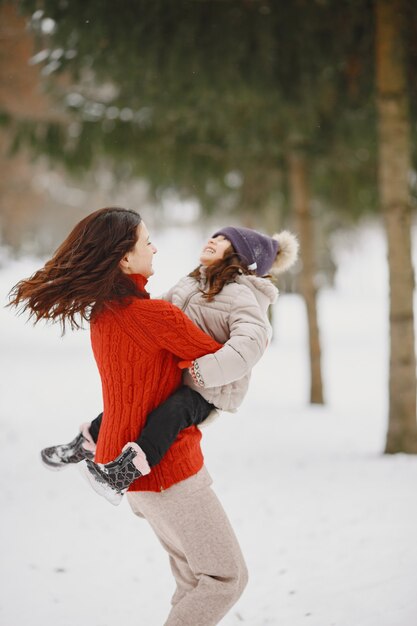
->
[161,268,278,412]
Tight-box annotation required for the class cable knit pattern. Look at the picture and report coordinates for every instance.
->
[91,274,222,492]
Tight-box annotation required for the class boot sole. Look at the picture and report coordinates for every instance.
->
[78,461,123,506]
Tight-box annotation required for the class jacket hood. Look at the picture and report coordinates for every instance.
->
[235,274,278,305]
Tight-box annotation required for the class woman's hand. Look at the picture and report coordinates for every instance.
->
[178,360,193,370]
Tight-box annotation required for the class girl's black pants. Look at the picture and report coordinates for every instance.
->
[88,386,214,467]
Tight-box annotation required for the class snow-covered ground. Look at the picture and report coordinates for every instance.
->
[1,221,416,626]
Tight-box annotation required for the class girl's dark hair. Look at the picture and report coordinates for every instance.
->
[189,245,256,301]
[8,207,145,331]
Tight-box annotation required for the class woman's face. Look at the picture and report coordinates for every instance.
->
[120,222,157,277]
[200,235,232,267]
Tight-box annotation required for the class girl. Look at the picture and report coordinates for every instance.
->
[39,221,298,506]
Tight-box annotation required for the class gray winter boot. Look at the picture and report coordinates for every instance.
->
[41,432,95,470]
[81,446,144,506]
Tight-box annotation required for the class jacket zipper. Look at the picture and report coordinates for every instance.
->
[181,290,199,312]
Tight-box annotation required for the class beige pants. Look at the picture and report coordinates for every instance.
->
[127,466,248,626]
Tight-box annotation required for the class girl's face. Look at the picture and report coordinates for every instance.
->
[200,235,232,267]
[120,222,157,277]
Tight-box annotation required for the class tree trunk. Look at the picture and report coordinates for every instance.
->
[288,146,324,404]
[375,0,417,453]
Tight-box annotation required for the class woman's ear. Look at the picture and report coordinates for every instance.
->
[119,253,130,272]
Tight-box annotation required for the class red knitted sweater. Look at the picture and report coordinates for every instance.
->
[90,274,222,492]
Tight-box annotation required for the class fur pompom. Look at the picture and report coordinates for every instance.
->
[271,231,299,274]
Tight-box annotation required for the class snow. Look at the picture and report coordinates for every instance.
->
[1,221,417,626]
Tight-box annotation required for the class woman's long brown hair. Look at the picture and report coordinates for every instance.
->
[8,207,146,331]
[189,246,256,301]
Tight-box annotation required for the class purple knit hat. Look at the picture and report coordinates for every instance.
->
[212,226,279,276]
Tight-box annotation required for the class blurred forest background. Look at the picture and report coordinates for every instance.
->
[1,0,417,454]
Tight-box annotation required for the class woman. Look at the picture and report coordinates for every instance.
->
[9,207,249,626]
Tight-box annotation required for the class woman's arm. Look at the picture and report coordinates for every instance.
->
[118,299,222,361]
[189,286,271,388]
[152,300,222,359]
